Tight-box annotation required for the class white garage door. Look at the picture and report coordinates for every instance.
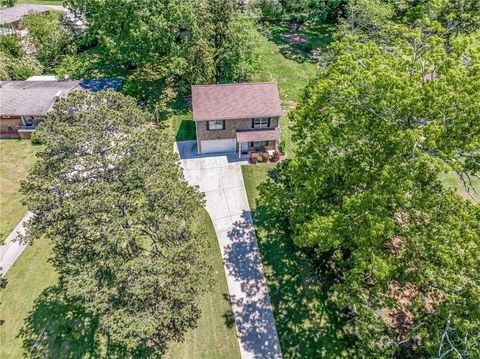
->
[201,139,236,154]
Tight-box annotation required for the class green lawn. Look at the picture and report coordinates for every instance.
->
[0,140,41,242]
[440,172,480,201]
[253,23,327,156]
[242,164,351,358]
[242,164,277,210]
[0,209,239,359]
[0,239,58,359]
[166,210,240,359]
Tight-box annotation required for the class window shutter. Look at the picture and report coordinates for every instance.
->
[206,121,210,131]
[250,142,253,147]
[252,119,255,128]
[222,120,225,130]
[267,118,271,127]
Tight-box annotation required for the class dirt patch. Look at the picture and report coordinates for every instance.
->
[282,33,307,44]
[378,281,444,341]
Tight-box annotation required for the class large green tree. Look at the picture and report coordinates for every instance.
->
[66,0,195,68]
[260,33,480,356]
[216,13,260,83]
[0,34,42,80]
[22,11,77,69]
[20,91,210,356]
[66,0,259,86]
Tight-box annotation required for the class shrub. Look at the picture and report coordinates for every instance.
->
[250,152,259,164]
[305,41,314,53]
[279,141,286,154]
[273,150,281,162]
[1,0,16,7]
[262,152,270,163]
[257,155,264,163]
[0,51,42,80]
[0,33,22,57]
[251,0,283,21]
[30,131,42,145]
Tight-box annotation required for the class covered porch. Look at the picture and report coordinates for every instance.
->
[236,128,280,158]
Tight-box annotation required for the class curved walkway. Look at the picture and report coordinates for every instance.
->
[175,140,282,359]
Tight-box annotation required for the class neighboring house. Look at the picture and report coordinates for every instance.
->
[0,4,66,30]
[0,78,122,139]
[192,82,282,157]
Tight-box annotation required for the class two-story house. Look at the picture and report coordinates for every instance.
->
[192,82,282,157]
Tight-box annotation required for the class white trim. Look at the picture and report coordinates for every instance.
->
[195,121,200,154]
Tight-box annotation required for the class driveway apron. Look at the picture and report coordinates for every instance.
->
[175,141,282,359]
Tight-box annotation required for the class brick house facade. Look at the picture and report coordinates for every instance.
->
[192,82,282,157]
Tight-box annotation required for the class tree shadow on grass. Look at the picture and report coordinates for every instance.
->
[18,285,128,358]
[248,163,356,358]
[222,293,236,329]
[175,120,196,142]
[260,21,334,65]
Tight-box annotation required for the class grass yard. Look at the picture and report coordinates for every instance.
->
[166,210,240,359]
[242,164,351,358]
[0,209,239,359]
[253,23,329,156]
[0,239,57,359]
[242,164,277,210]
[440,172,480,201]
[0,140,41,242]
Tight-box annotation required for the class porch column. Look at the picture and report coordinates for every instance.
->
[275,140,279,151]
[238,141,241,158]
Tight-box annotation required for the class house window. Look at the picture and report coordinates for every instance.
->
[252,141,268,148]
[207,120,225,130]
[253,117,269,128]
[22,118,34,127]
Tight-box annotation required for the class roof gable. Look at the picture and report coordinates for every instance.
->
[192,82,282,121]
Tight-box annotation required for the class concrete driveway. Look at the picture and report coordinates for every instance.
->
[175,140,282,359]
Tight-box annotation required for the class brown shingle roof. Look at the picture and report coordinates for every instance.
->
[0,5,66,25]
[192,82,282,121]
[0,79,122,116]
[236,128,280,142]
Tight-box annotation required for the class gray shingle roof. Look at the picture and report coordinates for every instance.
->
[0,79,123,116]
[192,82,282,121]
[0,5,65,25]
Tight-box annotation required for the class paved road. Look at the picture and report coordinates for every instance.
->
[175,141,282,359]
[0,212,31,276]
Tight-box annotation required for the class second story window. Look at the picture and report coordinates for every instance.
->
[207,120,225,130]
[253,117,269,128]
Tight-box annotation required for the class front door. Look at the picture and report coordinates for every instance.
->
[241,142,248,154]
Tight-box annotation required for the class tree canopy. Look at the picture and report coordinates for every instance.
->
[66,0,259,86]
[20,91,210,356]
[22,11,77,69]
[259,31,480,356]
[0,34,42,80]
